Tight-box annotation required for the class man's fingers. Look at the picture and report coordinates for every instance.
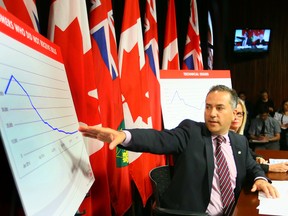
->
[109,142,118,150]
[261,185,279,198]
[269,185,280,198]
[251,180,279,199]
[78,126,126,150]
[109,136,125,150]
[251,184,257,192]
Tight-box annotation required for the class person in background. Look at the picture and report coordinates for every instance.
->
[274,99,288,150]
[254,89,275,117]
[238,91,254,117]
[241,31,252,47]
[231,99,288,173]
[79,85,278,216]
[230,99,246,135]
[254,34,267,45]
[249,105,281,150]
[238,91,254,136]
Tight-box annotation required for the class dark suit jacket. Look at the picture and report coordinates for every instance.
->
[249,149,269,172]
[122,119,268,212]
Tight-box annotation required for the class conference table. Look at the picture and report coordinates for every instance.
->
[233,150,288,216]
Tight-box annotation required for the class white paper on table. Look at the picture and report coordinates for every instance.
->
[269,158,288,164]
[257,180,288,215]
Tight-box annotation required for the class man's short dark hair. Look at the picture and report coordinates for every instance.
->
[208,85,238,109]
[258,104,269,115]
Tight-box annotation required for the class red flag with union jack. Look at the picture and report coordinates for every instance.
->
[89,0,132,215]
[118,0,165,207]
[144,0,163,131]
[182,0,203,70]
[47,0,109,215]
[161,0,180,70]
[207,11,213,69]
[0,0,40,32]
[144,0,166,203]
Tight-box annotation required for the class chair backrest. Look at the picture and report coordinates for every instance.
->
[149,165,209,216]
[149,165,173,207]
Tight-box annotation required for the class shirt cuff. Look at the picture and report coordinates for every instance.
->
[255,177,268,182]
[255,176,271,183]
[122,130,132,147]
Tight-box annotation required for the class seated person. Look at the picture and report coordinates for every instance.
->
[249,105,281,150]
[274,99,288,150]
[231,99,288,173]
[240,32,252,46]
[238,91,254,137]
[254,34,267,45]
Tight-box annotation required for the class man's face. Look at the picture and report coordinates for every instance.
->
[260,112,269,121]
[261,92,268,100]
[239,93,246,101]
[205,91,236,135]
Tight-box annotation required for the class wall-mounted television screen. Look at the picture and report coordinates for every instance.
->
[233,29,271,54]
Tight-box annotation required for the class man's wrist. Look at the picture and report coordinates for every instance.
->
[121,130,132,146]
[255,176,269,182]
[256,176,272,183]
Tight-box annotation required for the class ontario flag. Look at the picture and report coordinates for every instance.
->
[118,0,165,207]
[161,0,180,70]
[47,0,110,215]
[89,0,132,215]
[207,11,213,69]
[143,0,166,179]
[0,0,40,32]
[144,0,164,132]
[182,0,203,70]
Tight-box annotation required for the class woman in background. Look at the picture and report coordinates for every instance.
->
[231,99,288,173]
[274,99,288,150]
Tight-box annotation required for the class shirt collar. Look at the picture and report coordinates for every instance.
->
[212,133,229,144]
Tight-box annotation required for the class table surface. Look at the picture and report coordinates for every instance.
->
[232,150,288,216]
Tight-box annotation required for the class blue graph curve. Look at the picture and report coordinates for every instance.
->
[170,90,205,110]
[4,75,78,135]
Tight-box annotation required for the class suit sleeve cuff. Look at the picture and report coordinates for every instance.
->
[121,130,132,147]
[255,176,272,184]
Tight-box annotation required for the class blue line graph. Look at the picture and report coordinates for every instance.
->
[160,77,232,129]
[170,90,205,110]
[4,75,78,135]
[0,22,94,216]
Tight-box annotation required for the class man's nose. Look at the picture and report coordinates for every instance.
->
[210,108,217,117]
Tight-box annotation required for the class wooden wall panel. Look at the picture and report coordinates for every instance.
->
[225,0,288,110]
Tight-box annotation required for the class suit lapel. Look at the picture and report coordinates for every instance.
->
[229,132,244,187]
[203,130,214,190]
[229,132,243,164]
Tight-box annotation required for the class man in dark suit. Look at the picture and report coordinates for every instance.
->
[79,85,278,215]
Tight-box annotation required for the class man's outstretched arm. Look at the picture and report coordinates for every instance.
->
[78,126,126,150]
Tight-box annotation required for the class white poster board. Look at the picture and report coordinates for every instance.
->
[160,70,232,129]
[0,8,94,216]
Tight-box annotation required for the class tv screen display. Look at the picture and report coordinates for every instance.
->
[233,29,271,54]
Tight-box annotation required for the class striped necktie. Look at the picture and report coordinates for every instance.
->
[215,135,235,216]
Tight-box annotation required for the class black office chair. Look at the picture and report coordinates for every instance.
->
[149,165,208,216]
